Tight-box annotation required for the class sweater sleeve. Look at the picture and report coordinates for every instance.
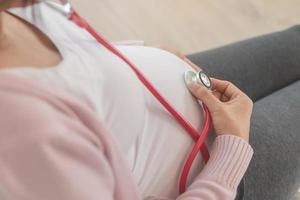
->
[146,135,254,200]
[176,135,254,200]
[0,92,119,200]
[0,86,253,200]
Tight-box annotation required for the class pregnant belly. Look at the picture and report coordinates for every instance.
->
[112,45,216,198]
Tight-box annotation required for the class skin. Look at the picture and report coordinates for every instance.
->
[158,45,253,142]
[0,1,253,142]
[187,78,253,142]
[0,0,62,69]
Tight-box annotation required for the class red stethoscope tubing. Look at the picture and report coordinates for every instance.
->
[68,10,212,194]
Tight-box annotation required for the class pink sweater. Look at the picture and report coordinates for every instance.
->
[0,73,253,200]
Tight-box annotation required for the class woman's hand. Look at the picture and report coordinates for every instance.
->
[156,46,253,141]
[187,77,253,142]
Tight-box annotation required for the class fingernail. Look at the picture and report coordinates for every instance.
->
[187,81,203,91]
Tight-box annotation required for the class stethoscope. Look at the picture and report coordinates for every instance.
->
[59,0,213,194]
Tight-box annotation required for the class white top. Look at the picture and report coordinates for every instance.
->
[4,2,215,198]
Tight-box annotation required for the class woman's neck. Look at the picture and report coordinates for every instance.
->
[0,13,3,40]
[0,0,35,37]
[0,12,8,47]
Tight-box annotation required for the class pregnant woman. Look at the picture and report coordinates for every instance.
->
[0,1,297,200]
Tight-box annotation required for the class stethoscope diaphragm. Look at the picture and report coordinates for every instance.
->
[184,70,212,90]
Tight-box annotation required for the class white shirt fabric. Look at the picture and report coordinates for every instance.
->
[4,2,215,198]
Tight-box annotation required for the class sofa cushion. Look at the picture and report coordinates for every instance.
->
[187,25,300,102]
[244,80,300,200]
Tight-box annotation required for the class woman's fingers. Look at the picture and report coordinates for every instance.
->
[187,77,253,142]
[186,77,234,110]
[157,46,237,102]
[212,90,222,99]
[187,82,221,112]
[210,78,242,100]
[212,90,230,102]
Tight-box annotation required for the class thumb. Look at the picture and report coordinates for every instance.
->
[187,82,220,112]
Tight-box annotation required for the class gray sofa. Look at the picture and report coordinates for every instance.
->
[187,25,300,200]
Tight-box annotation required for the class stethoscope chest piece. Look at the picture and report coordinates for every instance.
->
[184,70,212,90]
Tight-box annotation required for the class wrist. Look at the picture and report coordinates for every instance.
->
[219,133,249,143]
[198,135,254,189]
[216,128,249,143]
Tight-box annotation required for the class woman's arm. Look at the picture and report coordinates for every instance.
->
[0,90,118,200]
[0,109,252,200]
[177,135,253,200]
[144,135,253,200]
[0,75,253,200]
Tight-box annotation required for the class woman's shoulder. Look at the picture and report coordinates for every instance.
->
[0,72,108,149]
[0,73,74,118]
[8,1,90,43]
[0,73,96,125]
[0,75,141,200]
